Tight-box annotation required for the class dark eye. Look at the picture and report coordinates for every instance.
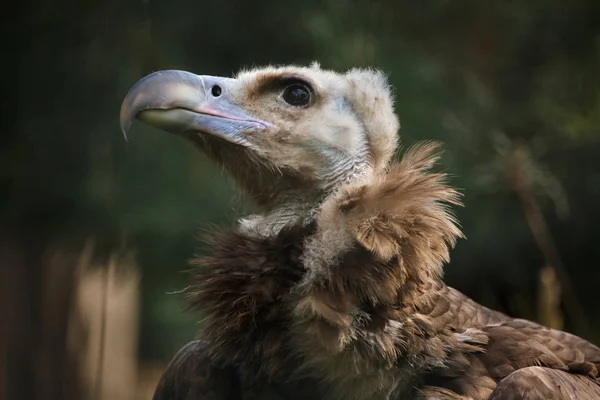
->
[282,84,311,106]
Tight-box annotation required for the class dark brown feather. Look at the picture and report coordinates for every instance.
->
[152,340,242,400]
[187,222,314,381]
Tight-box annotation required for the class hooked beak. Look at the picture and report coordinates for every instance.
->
[119,70,273,146]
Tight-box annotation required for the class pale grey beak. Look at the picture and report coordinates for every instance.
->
[119,70,272,146]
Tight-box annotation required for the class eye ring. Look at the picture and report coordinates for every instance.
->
[282,83,312,107]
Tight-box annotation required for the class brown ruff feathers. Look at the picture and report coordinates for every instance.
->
[183,142,600,399]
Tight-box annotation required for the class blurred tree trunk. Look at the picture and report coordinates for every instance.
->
[1,233,140,400]
[74,244,140,400]
[1,232,86,400]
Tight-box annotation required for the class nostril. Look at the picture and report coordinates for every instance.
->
[211,85,222,97]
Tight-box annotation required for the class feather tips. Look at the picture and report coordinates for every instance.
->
[297,140,464,333]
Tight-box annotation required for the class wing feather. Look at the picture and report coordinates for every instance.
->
[152,340,242,400]
[489,366,600,400]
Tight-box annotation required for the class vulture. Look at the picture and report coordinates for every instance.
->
[120,63,600,400]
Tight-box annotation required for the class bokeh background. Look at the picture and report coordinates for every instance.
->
[3,1,600,399]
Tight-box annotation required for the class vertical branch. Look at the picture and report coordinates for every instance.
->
[92,256,112,400]
[537,265,563,330]
[509,143,588,335]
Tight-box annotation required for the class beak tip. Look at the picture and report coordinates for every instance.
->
[120,97,135,142]
[120,118,131,142]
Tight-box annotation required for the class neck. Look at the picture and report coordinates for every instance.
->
[238,196,321,237]
[238,164,375,238]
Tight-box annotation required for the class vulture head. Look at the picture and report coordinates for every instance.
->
[120,63,400,230]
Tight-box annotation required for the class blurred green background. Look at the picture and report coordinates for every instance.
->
[3,1,600,399]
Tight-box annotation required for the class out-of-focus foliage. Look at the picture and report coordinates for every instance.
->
[4,0,600,363]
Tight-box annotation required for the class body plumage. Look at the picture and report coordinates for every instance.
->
[120,63,600,399]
